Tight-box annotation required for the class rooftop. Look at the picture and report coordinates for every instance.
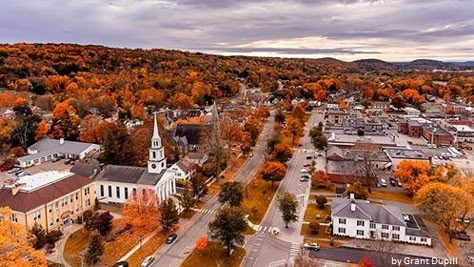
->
[95,165,166,185]
[5,171,75,193]
[384,148,429,160]
[451,124,474,132]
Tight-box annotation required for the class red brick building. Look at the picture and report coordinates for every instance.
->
[422,125,454,146]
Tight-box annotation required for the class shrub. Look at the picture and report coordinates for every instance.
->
[316,195,327,209]
[309,222,320,235]
[45,230,63,245]
[83,210,94,222]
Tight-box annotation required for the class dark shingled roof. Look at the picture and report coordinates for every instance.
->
[70,163,101,178]
[95,165,165,185]
[0,174,93,213]
[173,124,210,146]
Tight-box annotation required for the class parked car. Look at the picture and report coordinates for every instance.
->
[112,261,129,267]
[397,181,403,187]
[166,233,178,244]
[453,232,471,241]
[303,242,320,251]
[389,178,397,187]
[300,168,310,174]
[303,163,311,167]
[300,175,310,182]
[52,157,61,162]
[7,167,21,174]
[141,256,155,267]
[306,155,313,160]
[379,178,388,187]
[17,171,30,177]
[64,159,72,164]
[467,254,474,265]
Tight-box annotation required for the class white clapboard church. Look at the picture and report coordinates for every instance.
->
[94,113,176,203]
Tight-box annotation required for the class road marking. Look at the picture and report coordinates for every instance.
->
[255,242,261,246]
[262,226,267,232]
[257,225,262,231]
[268,259,287,267]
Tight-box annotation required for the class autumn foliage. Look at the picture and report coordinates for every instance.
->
[195,236,209,251]
[260,161,287,188]
[394,160,431,196]
[123,189,160,241]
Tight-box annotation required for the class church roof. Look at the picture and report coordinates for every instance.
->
[173,124,210,145]
[95,165,165,185]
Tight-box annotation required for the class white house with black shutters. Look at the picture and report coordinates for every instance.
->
[331,196,431,246]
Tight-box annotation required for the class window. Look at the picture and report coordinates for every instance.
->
[357,220,365,227]
[33,210,41,220]
[153,151,156,158]
[421,238,427,242]
[133,188,137,196]
[356,230,364,236]
[56,218,59,223]
[108,186,112,197]
[381,233,389,239]
[370,223,376,229]
[338,228,346,234]
[76,192,79,200]
[100,185,104,197]
[392,226,400,231]
[11,214,18,222]
[70,196,73,203]
[338,218,346,224]
[116,186,120,198]
[84,187,90,195]
[392,234,400,240]
[55,202,59,208]
[125,187,128,199]
[382,224,389,230]
[409,236,416,241]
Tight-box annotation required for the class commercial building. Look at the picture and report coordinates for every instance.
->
[384,148,430,169]
[421,125,454,146]
[0,171,95,231]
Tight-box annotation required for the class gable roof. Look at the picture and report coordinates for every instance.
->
[95,165,165,186]
[332,198,406,226]
[0,174,93,213]
[70,163,101,178]
[174,159,195,174]
[173,124,210,146]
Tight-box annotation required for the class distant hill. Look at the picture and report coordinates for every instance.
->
[451,61,474,67]
[395,59,461,70]
[353,59,395,72]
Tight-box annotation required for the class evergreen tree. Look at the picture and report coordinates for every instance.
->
[160,198,179,231]
[85,232,104,265]
[208,206,247,256]
[218,182,244,207]
[278,192,298,228]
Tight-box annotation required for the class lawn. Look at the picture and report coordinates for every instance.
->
[208,155,247,195]
[436,227,459,257]
[300,204,332,241]
[181,241,246,267]
[242,172,279,224]
[126,231,168,267]
[64,228,90,267]
[369,190,413,204]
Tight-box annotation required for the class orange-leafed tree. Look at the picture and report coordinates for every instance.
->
[394,160,431,196]
[338,100,350,110]
[359,257,375,267]
[286,118,303,145]
[170,93,195,110]
[272,143,292,163]
[291,104,305,122]
[35,121,49,141]
[255,106,270,120]
[311,170,330,188]
[220,120,244,152]
[0,207,48,266]
[51,101,81,140]
[123,189,160,248]
[195,236,209,251]
[260,161,287,188]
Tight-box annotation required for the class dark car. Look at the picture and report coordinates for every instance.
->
[52,157,61,162]
[64,158,72,164]
[112,261,129,267]
[454,233,471,241]
[389,178,397,187]
[166,233,178,244]
[306,155,312,160]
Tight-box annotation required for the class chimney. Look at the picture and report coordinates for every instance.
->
[349,193,355,199]
[350,202,356,212]
[11,183,25,196]
[59,138,65,145]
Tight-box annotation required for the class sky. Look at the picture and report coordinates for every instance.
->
[1,0,474,61]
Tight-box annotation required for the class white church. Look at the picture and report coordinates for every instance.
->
[94,114,177,203]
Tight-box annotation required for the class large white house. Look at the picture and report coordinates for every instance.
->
[94,114,176,203]
[331,197,431,246]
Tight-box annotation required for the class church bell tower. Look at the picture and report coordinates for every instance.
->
[148,113,166,173]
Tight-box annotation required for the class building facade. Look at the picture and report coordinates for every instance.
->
[0,171,95,231]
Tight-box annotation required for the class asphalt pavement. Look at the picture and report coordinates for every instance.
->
[149,111,276,267]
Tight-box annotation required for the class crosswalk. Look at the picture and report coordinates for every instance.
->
[289,243,301,257]
[193,208,217,214]
[255,225,274,233]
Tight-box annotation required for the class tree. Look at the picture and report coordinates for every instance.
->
[123,189,160,248]
[94,197,101,211]
[30,223,47,249]
[272,143,292,162]
[275,109,285,124]
[315,195,327,209]
[85,211,113,236]
[218,182,244,207]
[293,252,319,267]
[190,172,208,199]
[12,112,42,148]
[160,198,179,231]
[311,170,330,188]
[291,104,305,121]
[220,121,244,153]
[390,96,406,110]
[195,236,209,251]
[85,232,104,265]
[0,207,47,266]
[178,189,196,211]
[353,148,378,193]
[35,121,49,141]
[359,257,376,267]
[278,192,298,228]
[394,160,431,196]
[309,222,320,235]
[208,206,247,256]
[347,182,368,200]
[286,118,303,145]
[51,101,80,140]
[260,161,287,188]
[415,182,472,241]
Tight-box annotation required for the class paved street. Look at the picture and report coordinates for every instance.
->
[149,112,276,267]
[242,110,325,267]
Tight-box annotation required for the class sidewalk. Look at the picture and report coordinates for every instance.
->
[46,224,82,267]
[118,229,160,262]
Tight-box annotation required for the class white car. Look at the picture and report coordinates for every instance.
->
[380,178,388,187]
[141,256,155,267]
[300,168,310,174]
[303,242,320,251]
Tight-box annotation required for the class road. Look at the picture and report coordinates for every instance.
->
[150,111,276,267]
[242,110,325,267]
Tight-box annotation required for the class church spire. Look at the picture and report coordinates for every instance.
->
[153,112,160,139]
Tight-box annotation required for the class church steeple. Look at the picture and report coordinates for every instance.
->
[148,112,166,173]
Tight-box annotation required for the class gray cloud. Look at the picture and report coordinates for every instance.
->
[0,0,473,61]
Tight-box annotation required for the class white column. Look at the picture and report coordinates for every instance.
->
[158,185,163,202]
[173,178,176,194]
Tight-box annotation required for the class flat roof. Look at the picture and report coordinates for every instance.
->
[6,171,75,193]
[451,124,474,132]
[385,148,429,160]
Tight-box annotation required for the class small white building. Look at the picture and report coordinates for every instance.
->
[170,159,196,180]
[17,138,100,168]
[331,197,431,246]
[184,152,208,166]
[94,114,176,203]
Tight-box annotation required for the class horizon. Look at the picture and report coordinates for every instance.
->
[1,0,474,62]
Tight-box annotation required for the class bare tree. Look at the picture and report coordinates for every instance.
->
[292,251,319,267]
[353,145,379,193]
[371,238,396,267]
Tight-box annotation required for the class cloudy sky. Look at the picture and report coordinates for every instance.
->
[1,0,474,61]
